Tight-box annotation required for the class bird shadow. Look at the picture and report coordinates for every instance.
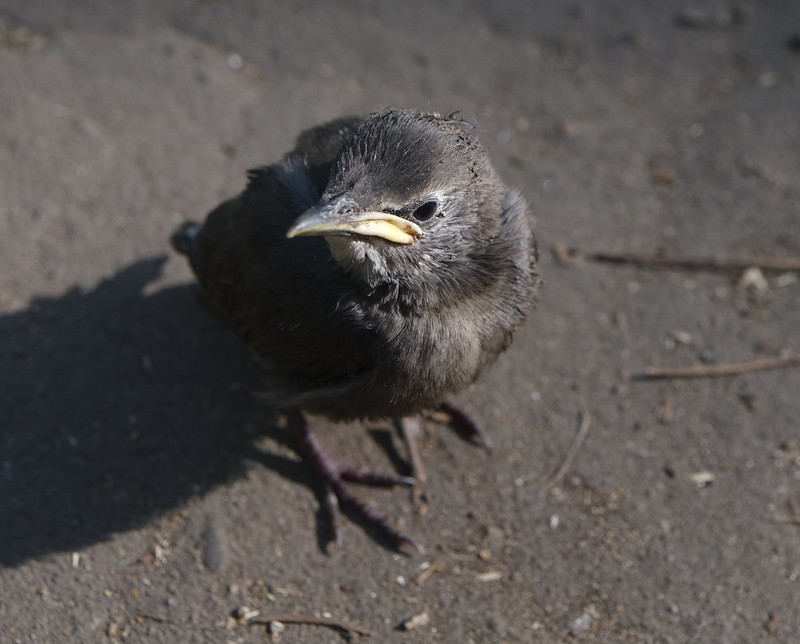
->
[0,256,275,567]
[367,427,412,478]
[0,256,427,565]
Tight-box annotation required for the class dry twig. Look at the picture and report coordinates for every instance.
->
[135,612,168,623]
[542,404,592,491]
[248,613,373,636]
[553,244,800,272]
[634,354,800,380]
[414,557,446,586]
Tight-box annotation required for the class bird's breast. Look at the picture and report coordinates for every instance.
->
[363,309,484,412]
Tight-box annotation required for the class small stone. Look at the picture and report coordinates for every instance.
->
[227,53,244,70]
[689,471,715,487]
[737,267,769,295]
[201,518,226,572]
[671,330,693,346]
[699,347,718,364]
[759,71,779,88]
[674,7,745,31]
[269,620,286,640]
[651,165,675,186]
[765,612,779,635]
[400,611,430,630]
[570,612,592,634]
[153,544,167,564]
[689,123,705,138]
[476,570,503,582]
[232,606,260,623]
[738,391,758,411]
[658,397,675,424]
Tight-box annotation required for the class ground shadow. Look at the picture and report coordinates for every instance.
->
[0,256,271,566]
[0,257,447,564]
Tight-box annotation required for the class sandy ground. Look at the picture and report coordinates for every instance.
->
[1,1,799,642]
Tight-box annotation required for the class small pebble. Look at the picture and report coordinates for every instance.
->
[477,570,503,582]
[400,611,430,630]
[233,606,260,623]
[269,620,286,640]
[737,266,769,294]
[671,330,693,345]
[570,612,592,633]
[689,123,705,138]
[689,471,715,487]
[674,7,745,30]
[699,347,718,364]
[227,53,244,70]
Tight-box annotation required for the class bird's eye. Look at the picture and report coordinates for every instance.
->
[412,201,438,222]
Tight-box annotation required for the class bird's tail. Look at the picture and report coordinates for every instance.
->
[170,221,200,257]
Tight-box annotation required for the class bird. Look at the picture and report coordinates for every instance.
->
[172,108,539,550]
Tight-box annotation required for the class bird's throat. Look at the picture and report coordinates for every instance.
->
[326,237,391,284]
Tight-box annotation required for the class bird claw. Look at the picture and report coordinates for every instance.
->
[287,410,420,552]
[323,476,422,553]
[438,401,493,451]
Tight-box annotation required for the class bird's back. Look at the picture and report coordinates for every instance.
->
[181,117,380,399]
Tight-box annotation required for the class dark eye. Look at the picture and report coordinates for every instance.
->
[412,201,438,222]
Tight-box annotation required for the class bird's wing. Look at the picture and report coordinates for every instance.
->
[189,162,378,402]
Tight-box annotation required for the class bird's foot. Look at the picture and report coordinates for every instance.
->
[399,403,490,515]
[399,403,491,485]
[287,410,421,552]
[436,400,493,451]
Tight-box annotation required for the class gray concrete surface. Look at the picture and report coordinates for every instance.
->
[1,1,799,641]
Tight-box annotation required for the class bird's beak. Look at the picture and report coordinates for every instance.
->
[286,198,422,245]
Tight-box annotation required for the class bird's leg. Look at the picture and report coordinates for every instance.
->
[399,415,429,512]
[400,405,491,485]
[399,405,490,497]
[399,405,489,512]
[438,400,493,451]
[286,409,420,551]
[399,415,427,483]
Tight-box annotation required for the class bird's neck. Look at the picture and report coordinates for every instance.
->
[327,236,489,319]
[326,237,393,285]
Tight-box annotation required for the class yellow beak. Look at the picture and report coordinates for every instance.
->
[287,205,422,245]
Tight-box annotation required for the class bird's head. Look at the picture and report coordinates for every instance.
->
[286,109,507,292]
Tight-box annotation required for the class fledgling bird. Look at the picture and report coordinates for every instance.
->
[172,108,539,550]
